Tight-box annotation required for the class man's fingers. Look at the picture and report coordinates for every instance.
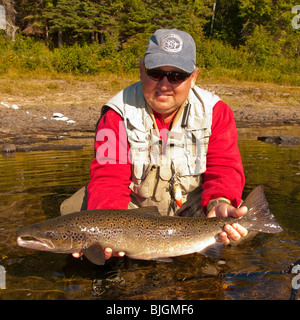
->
[73,249,125,261]
[208,203,248,245]
[224,224,240,241]
[232,223,248,237]
[229,205,248,218]
[219,231,230,245]
[223,223,247,242]
[117,251,125,257]
[104,248,125,260]
[207,203,248,219]
[104,247,113,260]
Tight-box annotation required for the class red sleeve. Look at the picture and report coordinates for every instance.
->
[88,103,244,212]
[201,100,245,212]
[87,109,132,210]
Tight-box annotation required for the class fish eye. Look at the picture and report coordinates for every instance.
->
[46,232,54,239]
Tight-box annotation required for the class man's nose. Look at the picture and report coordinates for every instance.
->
[157,75,172,89]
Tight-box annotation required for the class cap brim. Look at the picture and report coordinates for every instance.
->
[144,53,195,73]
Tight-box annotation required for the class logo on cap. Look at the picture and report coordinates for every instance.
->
[161,34,183,53]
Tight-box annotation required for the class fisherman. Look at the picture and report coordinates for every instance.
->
[62,28,249,261]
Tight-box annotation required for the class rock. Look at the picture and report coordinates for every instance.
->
[16,143,83,152]
[258,136,300,146]
[1,144,17,153]
[52,112,64,118]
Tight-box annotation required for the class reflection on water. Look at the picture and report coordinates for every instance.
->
[0,127,299,300]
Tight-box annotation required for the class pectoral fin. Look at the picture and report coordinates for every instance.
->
[83,243,106,265]
[198,242,224,259]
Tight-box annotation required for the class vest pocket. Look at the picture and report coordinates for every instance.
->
[130,162,155,198]
[132,161,151,180]
[171,143,208,177]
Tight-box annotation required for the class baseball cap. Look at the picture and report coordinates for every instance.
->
[144,28,196,73]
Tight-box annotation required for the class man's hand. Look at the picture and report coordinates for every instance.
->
[72,248,125,260]
[103,248,125,260]
[207,203,248,245]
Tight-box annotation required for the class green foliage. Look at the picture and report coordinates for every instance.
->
[197,38,249,70]
[245,25,280,67]
[1,0,299,85]
[0,32,14,74]
[52,43,100,74]
[43,0,100,46]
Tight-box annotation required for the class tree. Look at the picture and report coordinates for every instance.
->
[0,0,17,40]
[210,0,217,36]
[118,0,153,43]
[245,24,280,66]
[208,0,244,45]
[43,0,99,47]
[240,0,299,58]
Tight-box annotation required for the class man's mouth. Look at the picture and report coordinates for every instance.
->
[156,92,172,99]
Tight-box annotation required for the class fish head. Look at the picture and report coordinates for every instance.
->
[16,219,84,254]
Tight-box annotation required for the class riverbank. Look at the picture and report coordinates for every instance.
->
[0,76,299,139]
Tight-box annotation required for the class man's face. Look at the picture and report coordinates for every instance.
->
[140,63,199,118]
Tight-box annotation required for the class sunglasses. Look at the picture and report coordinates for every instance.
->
[145,68,192,84]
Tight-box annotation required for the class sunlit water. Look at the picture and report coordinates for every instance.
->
[0,127,299,300]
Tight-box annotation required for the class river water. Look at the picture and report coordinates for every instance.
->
[0,126,299,300]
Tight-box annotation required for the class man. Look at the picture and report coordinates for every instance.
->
[68,29,248,261]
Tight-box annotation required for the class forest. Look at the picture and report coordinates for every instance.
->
[0,0,299,85]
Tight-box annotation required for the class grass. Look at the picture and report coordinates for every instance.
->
[0,70,299,114]
[0,71,140,111]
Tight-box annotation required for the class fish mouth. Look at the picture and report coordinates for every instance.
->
[17,235,55,251]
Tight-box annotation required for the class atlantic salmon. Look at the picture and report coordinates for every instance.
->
[16,185,283,265]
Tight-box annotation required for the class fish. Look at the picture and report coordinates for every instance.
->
[16,185,283,265]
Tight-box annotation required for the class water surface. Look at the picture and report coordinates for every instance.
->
[0,127,299,300]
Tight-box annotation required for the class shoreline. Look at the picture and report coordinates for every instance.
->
[0,79,299,148]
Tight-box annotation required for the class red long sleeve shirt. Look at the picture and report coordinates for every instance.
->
[87,100,245,213]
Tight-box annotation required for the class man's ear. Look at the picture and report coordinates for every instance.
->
[139,58,145,80]
[190,67,199,88]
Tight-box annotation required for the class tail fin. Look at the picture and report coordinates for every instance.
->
[241,185,283,233]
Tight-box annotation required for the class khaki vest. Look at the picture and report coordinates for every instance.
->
[102,81,220,215]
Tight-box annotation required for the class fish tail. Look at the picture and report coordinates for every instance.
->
[240,185,283,234]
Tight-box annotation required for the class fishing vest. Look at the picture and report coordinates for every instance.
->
[101,81,220,216]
